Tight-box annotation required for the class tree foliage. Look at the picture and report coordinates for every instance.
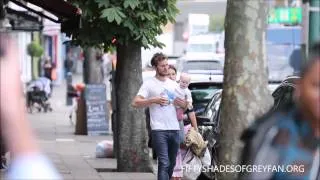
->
[63,0,179,50]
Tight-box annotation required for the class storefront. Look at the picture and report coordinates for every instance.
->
[5,0,81,84]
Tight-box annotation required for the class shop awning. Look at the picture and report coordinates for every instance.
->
[6,7,43,31]
[24,0,81,21]
[9,0,81,23]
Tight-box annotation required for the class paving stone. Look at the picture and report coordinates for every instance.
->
[86,158,117,169]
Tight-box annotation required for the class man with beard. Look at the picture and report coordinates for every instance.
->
[132,53,187,180]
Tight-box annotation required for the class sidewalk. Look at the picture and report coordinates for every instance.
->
[2,74,156,180]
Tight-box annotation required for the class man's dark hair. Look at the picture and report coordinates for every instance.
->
[300,42,320,78]
[168,65,177,73]
[150,52,167,67]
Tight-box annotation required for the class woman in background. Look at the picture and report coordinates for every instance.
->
[43,57,53,80]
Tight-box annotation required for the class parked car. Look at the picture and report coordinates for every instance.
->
[195,76,298,124]
[187,81,282,126]
[188,82,223,117]
[194,76,300,180]
[177,55,224,83]
[186,82,223,180]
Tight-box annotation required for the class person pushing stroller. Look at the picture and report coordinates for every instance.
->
[26,77,52,113]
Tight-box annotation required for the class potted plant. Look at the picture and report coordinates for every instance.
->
[27,41,44,79]
[27,41,44,58]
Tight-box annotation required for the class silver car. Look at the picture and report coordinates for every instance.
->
[177,57,224,83]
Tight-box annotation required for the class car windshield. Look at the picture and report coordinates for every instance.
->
[189,84,222,103]
[187,44,214,52]
[182,61,223,72]
[191,89,216,103]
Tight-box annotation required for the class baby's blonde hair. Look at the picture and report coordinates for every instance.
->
[180,73,191,82]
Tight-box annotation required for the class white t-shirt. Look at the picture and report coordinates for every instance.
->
[137,77,180,130]
[175,86,192,104]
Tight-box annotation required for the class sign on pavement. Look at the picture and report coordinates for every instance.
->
[84,84,109,136]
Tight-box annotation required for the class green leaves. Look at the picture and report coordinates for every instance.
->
[123,0,139,9]
[100,7,126,25]
[136,12,155,21]
[123,20,135,31]
[64,0,179,49]
[95,0,109,8]
[141,35,148,46]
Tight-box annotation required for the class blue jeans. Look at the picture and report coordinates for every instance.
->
[178,121,185,144]
[152,130,180,180]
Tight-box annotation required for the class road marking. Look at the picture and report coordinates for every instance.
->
[56,138,75,142]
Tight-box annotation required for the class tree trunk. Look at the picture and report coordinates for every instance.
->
[115,42,152,172]
[75,93,87,135]
[83,47,103,84]
[218,0,272,179]
[76,47,104,134]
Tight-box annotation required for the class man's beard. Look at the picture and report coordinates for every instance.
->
[156,70,168,77]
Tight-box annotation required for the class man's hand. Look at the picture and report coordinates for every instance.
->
[174,97,187,109]
[152,97,169,106]
[132,95,168,108]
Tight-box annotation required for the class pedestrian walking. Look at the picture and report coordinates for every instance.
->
[168,65,198,180]
[64,53,74,75]
[43,57,53,80]
[101,53,112,109]
[240,42,320,180]
[132,53,187,180]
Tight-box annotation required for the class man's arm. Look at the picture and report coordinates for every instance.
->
[132,95,168,108]
[132,95,155,108]
[174,89,190,109]
[174,97,188,109]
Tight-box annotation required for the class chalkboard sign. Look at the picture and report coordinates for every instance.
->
[85,84,109,135]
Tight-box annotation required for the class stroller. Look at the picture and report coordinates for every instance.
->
[26,77,53,113]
